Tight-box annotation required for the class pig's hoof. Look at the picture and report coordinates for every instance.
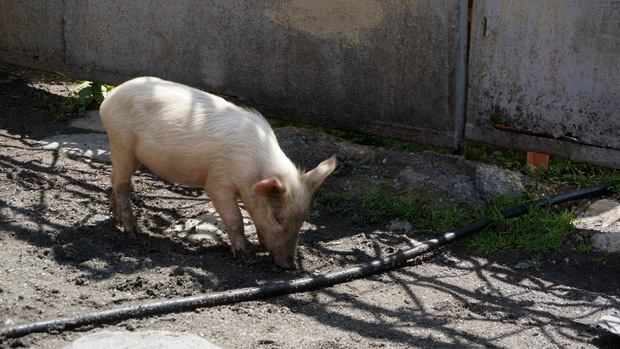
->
[120,221,140,238]
[231,248,253,260]
[124,229,138,238]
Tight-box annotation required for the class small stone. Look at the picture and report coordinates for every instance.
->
[388,220,412,233]
[590,233,620,253]
[514,262,529,269]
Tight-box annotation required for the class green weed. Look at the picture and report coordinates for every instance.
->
[132,182,154,194]
[313,190,353,218]
[464,141,619,194]
[49,80,114,121]
[531,157,620,191]
[350,190,468,231]
[274,116,618,256]
[465,142,524,171]
[462,202,575,254]
[348,188,578,255]
[351,190,396,226]
[576,243,593,254]
[527,257,542,270]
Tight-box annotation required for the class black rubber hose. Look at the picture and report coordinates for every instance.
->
[1,181,616,339]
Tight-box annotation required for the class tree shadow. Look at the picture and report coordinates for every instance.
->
[274,236,620,347]
[1,70,618,348]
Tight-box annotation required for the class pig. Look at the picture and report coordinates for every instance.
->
[99,77,336,269]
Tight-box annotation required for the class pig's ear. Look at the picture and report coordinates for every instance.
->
[303,156,337,193]
[253,178,287,198]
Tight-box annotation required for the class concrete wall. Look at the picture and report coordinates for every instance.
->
[0,0,469,150]
[467,0,620,157]
[3,1,617,167]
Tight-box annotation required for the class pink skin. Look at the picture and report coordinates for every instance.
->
[108,160,331,269]
[107,154,335,269]
[101,77,336,269]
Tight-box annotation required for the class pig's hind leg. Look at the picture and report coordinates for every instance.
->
[109,146,142,237]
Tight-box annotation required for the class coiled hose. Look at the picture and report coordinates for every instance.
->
[1,181,616,339]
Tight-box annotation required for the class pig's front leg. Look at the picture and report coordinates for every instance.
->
[208,189,250,258]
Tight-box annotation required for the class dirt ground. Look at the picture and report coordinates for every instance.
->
[1,64,619,348]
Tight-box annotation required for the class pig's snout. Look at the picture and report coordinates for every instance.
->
[258,231,297,269]
[275,255,297,270]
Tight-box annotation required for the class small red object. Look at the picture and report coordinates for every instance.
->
[527,152,549,170]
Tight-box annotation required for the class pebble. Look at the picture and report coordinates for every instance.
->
[513,262,530,269]
[590,233,620,253]
[387,220,412,233]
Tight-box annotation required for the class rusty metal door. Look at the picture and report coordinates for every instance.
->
[466,0,620,168]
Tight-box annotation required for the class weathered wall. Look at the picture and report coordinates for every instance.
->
[467,0,620,153]
[0,0,469,150]
[4,1,616,167]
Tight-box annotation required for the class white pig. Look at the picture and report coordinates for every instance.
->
[99,77,336,269]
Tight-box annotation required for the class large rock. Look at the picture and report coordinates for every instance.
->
[574,199,620,252]
[64,330,221,349]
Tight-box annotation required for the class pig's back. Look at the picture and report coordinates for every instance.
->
[100,77,291,188]
[101,77,252,136]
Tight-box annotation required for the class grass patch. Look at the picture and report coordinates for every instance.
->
[313,190,353,218]
[464,141,620,194]
[465,141,524,170]
[532,157,620,190]
[345,188,578,255]
[462,204,575,254]
[275,120,617,256]
[576,243,593,254]
[270,119,618,195]
[349,190,468,232]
